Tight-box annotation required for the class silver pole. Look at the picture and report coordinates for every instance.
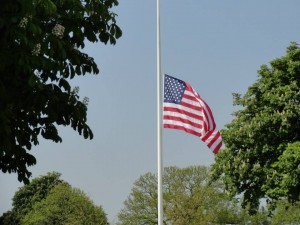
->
[157,0,163,224]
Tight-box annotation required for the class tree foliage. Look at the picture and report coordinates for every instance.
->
[0,172,64,224]
[21,183,108,225]
[271,200,300,225]
[118,166,246,225]
[12,172,65,223]
[211,42,300,213]
[0,0,122,183]
[0,171,108,225]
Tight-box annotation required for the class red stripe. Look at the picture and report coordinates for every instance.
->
[163,115,202,129]
[207,131,221,148]
[185,83,216,132]
[212,141,222,154]
[185,83,194,93]
[163,106,203,121]
[201,130,213,142]
[181,100,202,111]
[199,97,216,131]
[202,115,208,133]
[164,124,201,137]
[183,93,199,102]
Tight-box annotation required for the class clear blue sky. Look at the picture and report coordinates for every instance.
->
[1,0,300,223]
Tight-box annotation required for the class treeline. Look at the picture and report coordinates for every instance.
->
[1,168,299,225]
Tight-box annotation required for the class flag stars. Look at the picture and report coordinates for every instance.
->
[164,75,186,104]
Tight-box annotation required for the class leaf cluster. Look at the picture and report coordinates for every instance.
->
[0,0,122,183]
[271,200,300,225]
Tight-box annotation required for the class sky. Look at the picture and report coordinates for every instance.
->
[1,0,300,223]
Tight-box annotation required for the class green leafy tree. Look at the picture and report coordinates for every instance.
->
[118,166,245,225]
[0,0,122,183]
[211,42,300,213]
[0,211,18,225]
[271,200,300,225]
[0,171,108,225]
[246,206,270,225]
[0,172,64,224]
[21,183,108,225]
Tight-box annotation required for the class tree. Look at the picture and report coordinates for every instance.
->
[0,172,65,224]
[21,183,108,225]
[117,166,246,225]
[245,206,270,225]
[0,211,18,225]
[211,42,300,213]
[0,171,108,225]
[0,0,122,183]
[271,200,300,225]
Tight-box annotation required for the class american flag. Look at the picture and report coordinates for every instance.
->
[163,74,222,154]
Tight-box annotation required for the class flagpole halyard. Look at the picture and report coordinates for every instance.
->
[157,0,163,224]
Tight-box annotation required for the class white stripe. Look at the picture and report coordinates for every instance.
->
[208,137,222,152]
[201,130,222,151]
[184,90,215,130]
[184,86,215,131]
[184,90,196,97]
[182,91,203,108]
[163,111,203,126]
[203,129,220,142]
[181,97,201,108]
[163,102,203,117]
[196,98,215,130]
[163,120,202,133]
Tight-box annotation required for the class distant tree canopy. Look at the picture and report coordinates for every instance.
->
[21,183,108,225]
[211,42,300,213]
[0,172,108,225]
[117,166,300,225]
[0,0,122,183]
[10,171,65,223]
[118,166,247,225]
[271,200,300,225]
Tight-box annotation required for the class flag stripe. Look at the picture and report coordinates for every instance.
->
[183,91,200,103]
[163,124,201,136]
[187,85,216,132]
[207,131,221,148]
[163,119,202,133]
[164,115,203,129]
[197,95,216,130]
[212,140,222,154]
[163,105,203,120]
[181,101,202,112]
[163,110,203,124]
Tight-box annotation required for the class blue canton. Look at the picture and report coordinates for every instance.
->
[164,74,186,104]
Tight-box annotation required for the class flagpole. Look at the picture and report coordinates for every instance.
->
[157,0,163,224]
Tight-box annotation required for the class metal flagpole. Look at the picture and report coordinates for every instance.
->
[157,0,163,224]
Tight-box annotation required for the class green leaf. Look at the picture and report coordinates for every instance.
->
[99,32,109,44]
[58,78,71,92]
[115,25,122,39]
